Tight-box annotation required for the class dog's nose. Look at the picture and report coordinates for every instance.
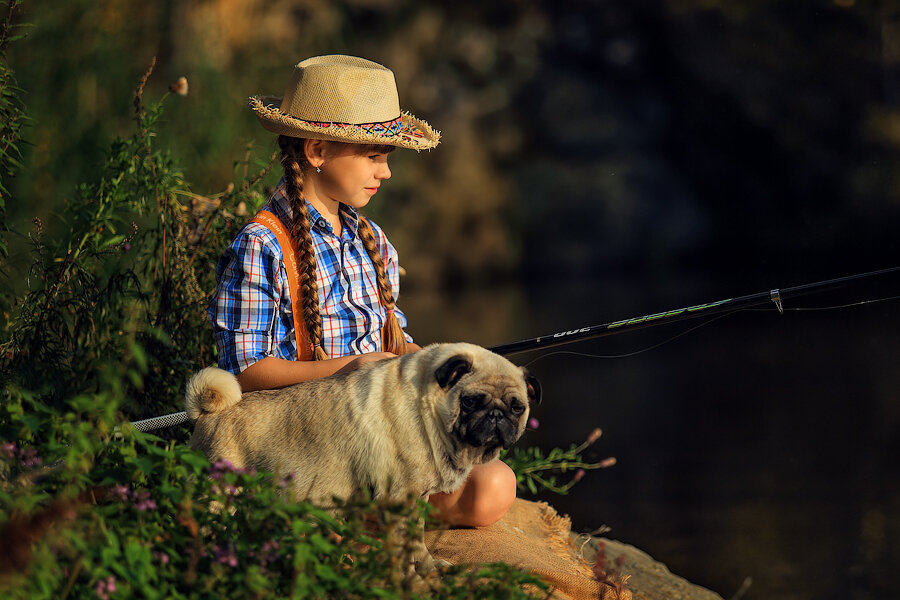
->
[488,408,504,422]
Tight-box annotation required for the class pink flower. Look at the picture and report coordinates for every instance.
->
[586,428,603,445]
[1,441,16,457]
[135,499,157,511]
[132,489,157,511]
[19,447,42,468]
[110,484,130,502]
[527,417,539,430]
[95,576,117,600]
[214,545,238,567]
[573,469,586,482]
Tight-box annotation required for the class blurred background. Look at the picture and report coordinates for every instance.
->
[5,0,900,598]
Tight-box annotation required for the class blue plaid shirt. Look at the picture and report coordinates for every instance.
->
[210,179,412,374]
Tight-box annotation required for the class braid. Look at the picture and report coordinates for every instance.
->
[358,218,408,355]
[277,135,329,361]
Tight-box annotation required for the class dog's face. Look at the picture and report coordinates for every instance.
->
[434,350,541,462]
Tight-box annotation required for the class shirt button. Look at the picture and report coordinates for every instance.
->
[316,218,327,229]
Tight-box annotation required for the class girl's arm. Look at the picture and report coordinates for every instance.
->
[236,342,421,392]
[237,352,396,392]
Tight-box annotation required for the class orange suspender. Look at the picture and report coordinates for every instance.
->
[249,210,389,361]
[249,210,315,361]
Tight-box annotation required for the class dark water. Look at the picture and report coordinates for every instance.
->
[402,272,900,600]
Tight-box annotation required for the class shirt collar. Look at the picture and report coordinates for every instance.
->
[270,178,361,239]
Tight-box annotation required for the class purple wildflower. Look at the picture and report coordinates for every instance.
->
[18,447,42,468]
[214,545,238,567]
[95,576,117,600]
[210,458,238,474]
[132,489,157,512]
[110,484,130,502]
[586,428,603,445]
[259,539,280,564]
[154,551,170,565]
[1,441,16,458]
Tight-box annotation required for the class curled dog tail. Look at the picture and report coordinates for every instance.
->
[184,367,242,421]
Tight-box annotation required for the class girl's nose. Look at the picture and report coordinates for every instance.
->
[376,160,391,180]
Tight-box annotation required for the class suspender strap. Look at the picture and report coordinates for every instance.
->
[250,210,315,361]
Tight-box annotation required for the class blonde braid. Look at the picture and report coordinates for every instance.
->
[358,218,408,355]
[277,135,329,361]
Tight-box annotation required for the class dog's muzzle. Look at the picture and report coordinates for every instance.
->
[464,409,520,449]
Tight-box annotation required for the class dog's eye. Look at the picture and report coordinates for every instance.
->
[510,399,525,415]
[460,394,486,411]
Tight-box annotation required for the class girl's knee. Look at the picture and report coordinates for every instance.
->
[466,461,517,527]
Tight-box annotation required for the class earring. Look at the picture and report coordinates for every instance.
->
[316,166,321,173]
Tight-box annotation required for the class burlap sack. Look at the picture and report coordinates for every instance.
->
[425,498,631,600]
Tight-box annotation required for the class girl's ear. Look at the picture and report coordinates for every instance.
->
[304,138,328,169]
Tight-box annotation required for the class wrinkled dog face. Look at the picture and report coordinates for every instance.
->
[435,353,542,461]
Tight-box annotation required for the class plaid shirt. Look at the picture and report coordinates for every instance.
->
[210,179,411,374]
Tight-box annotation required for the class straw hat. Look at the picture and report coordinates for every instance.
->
[250,55,440,151]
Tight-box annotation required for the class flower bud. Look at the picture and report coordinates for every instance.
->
[169,76,189,96]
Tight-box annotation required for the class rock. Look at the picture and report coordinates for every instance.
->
[575,535,724,600]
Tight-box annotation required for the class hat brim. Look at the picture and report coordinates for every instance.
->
[250,96,440,151]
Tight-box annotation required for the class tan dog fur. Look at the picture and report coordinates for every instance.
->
[185,342,539,510]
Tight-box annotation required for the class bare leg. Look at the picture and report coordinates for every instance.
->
[428,459,516,527]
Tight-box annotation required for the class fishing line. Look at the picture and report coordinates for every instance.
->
[761,293,900,312]
[520,311,744,367]
[520,293,900,368]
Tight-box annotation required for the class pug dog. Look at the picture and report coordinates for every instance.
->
[184,342,540,573]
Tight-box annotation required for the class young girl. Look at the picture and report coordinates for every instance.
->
[210,55,515,527]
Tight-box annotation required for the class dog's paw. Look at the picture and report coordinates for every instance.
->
[412,547,436,575]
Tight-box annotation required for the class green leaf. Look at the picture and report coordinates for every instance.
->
[100,235,126,249]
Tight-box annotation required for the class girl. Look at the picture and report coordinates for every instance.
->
[210,55,516,527]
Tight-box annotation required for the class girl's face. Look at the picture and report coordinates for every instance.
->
[314,146,392,210]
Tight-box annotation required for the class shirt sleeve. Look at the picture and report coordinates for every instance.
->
[367,219,414,344]
[209,224,284,374]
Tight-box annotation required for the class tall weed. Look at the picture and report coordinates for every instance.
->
[0,17,604,594]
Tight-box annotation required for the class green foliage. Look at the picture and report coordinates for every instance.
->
[0,0,29,259]
[0,46,575,598]
[0,57,272,420]
[0,387,548,599]
[503,428,615,496]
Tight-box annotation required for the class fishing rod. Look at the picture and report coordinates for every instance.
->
[490,265,900,356]
[127,265,900,432]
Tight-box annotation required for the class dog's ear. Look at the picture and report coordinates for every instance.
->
[435,354,473,389]
[521,367,542,405]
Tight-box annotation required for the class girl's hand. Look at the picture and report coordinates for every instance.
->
[336,352,397,374]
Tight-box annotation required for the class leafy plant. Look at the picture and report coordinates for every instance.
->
[0,382,548,599]
[0,0,28,261]
[0,56,272,421]
[504,427,616,496]
[0,21,607,597]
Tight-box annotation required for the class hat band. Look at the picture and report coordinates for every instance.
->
[295,115,403,137]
